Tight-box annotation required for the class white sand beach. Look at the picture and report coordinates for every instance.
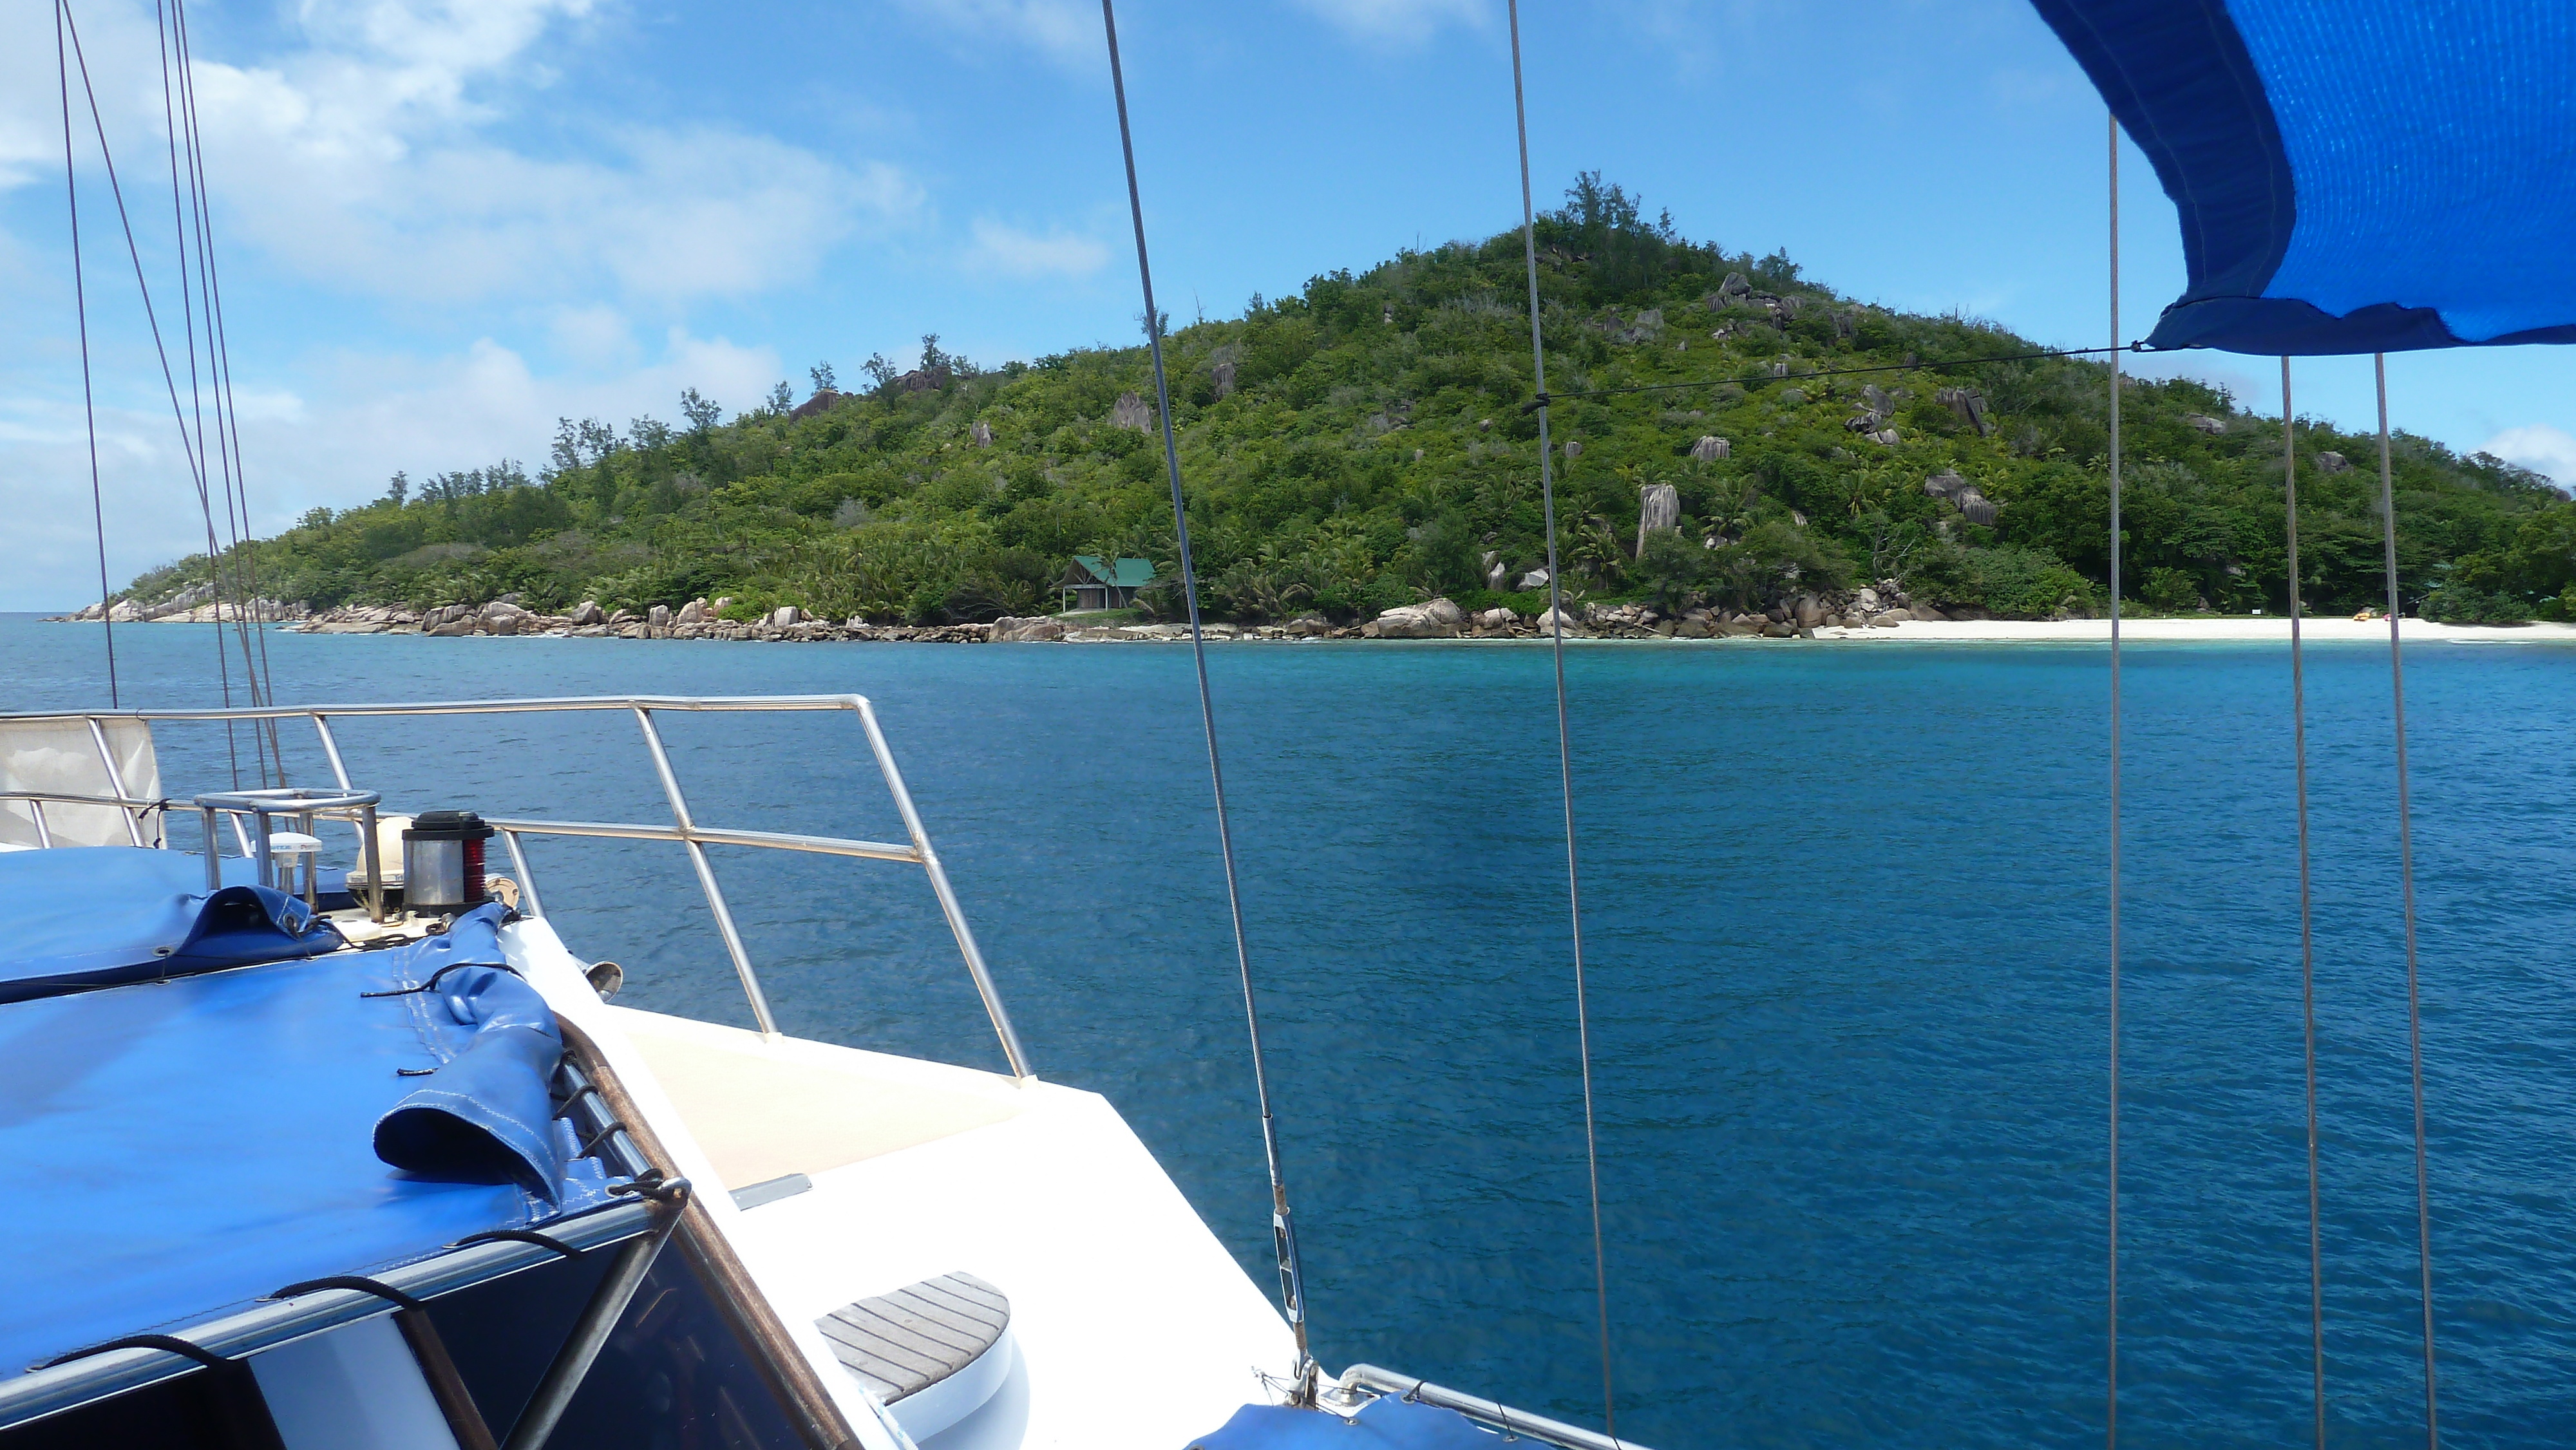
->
[1806,616,2576,645]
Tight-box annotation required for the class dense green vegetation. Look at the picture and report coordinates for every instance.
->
[128,175,2576,626]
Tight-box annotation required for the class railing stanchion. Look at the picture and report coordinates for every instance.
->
[85,716,146,847]
[310,715,354,789]
[360,803,385,923]
[502,829,545,919]
[853,697,1034,1081]
[630,707,779,1039]
[310,715,381,916]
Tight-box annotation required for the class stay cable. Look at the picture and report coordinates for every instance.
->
[60,0,243,782]
[1507,3,1620,1440]
[2105,108,2124,1450]
[1095,0,1316,1399]
[2284,357,2328,1449]
[2375,353,2439,1449]
[56,0,115,708]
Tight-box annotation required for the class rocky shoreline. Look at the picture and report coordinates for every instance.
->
[57,590,2552,646]
[61,580,1987,644]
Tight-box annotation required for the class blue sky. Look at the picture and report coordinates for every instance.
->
[6,0,2574,610]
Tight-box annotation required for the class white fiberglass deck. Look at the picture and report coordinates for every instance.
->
[507,918,1296,1449]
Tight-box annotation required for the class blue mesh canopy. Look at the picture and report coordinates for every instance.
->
[2027,0,2576,354]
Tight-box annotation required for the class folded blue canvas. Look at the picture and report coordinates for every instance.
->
[371,905,577,1200]
[0,846,337,1003]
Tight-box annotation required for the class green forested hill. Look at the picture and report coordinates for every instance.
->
[128,176,2576,625]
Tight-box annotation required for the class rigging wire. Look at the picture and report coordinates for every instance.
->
[1523,343,2137,410]
[2376,353,2439,1448]
[1506,4,1620,1440]
[173,1,270,684]
[1094,0,1315,1400]
[167,0,287,780]
[2284,357,2329,1450]
[152,0,247,783]
[59,0,246,784]
[57,0,117,708]
[2104,110,2123,1450]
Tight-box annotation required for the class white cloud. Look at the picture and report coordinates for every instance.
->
[898,0,1099,68]
[0,0,920,306]
[186,52,921,304]
[549,303,636,370]
[965,218,1109,279]
[1293,0,1488,46]
[2479,424,2576,484]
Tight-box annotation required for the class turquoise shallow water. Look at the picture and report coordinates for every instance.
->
[11,616,2576,1448]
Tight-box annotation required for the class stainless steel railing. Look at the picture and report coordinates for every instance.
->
[193,786,386,920]
[1331,1365,1649,1450]
[0,696,1033,1078]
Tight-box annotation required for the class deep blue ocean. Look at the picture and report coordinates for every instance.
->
[11,614,2574,1448]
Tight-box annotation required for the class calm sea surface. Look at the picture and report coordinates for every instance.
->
[10,614,2575,1447]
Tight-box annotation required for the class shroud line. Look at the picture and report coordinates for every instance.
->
[1506,3,1620,1440]
[2375,353,2438,1449]
[2284,357,2327,1450]
[1095,0,1316,1400]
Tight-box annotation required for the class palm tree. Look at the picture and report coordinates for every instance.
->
[1702,477,1760,545]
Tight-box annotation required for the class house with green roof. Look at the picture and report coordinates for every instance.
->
[1060,556,1156,612]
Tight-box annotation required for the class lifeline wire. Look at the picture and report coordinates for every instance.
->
[2284,357,2328,1449]
[1507,3,1620,1440]
[1095,0,1315,1397]
[1524,343,2136,410]
[57,1,116,707]
[2104,109,2123,1450]
[2376,353,2439,1448]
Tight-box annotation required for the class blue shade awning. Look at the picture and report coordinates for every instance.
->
[0,902,614,1377]
[0,846,336,1004]
[2026,0,2576,355]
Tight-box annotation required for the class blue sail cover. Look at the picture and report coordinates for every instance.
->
[2027,0,2576,354]
[0,865,613,1378]
[0,846,335,1003]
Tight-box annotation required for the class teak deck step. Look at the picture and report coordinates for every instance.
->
[815,1272,1010,1404]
